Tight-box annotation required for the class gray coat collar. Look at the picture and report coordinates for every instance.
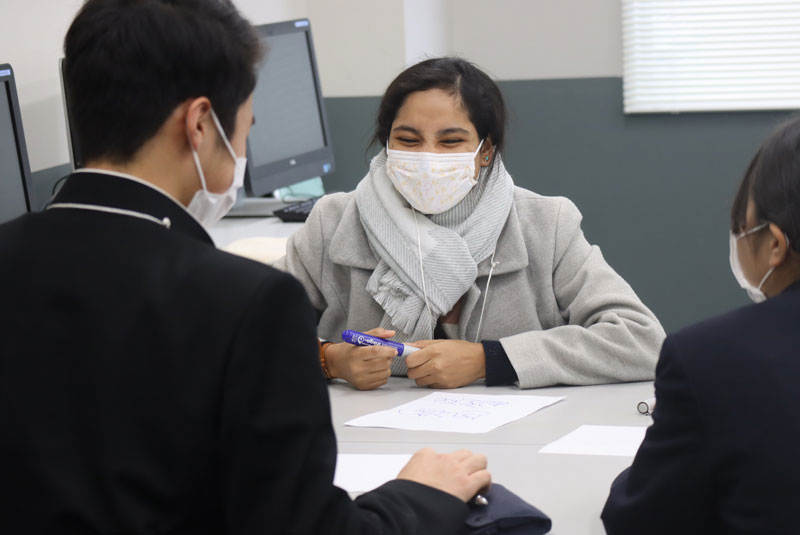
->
[328,194,529,276]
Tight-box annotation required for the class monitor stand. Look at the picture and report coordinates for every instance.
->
[226,177,324,218]
[225,196,287,218]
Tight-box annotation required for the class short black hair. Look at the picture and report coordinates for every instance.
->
[372,57,507,167]
[63,0,263,164]
[731,115,800,252]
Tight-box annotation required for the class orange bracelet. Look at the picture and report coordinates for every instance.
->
[319,341,334,379]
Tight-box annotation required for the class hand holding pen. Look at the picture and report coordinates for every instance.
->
[341,329,420,357]
[324,327,397,390]
[339,331,492,505]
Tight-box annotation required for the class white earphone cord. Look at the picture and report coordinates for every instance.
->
[474,249,498,343]
[412,208,436,331]
[413,207,498,342]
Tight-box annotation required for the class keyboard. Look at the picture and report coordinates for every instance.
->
[273,197,320,222]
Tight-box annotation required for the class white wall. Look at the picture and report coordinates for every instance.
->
[237,0,308,24]
[0,0,621,172]
[451,0,623,80]
[403,0,452,67]
[308,0,406,98]
[0,0,84,171]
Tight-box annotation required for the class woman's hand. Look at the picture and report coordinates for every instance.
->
[326,327,396,390]
[397,448,490,502]
[405,340,486,388]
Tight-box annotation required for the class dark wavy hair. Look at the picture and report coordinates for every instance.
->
[63,0,263,165]
[731,115,800,252]
[371,57,507,169]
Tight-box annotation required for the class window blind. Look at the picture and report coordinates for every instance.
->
[622,0,800,113]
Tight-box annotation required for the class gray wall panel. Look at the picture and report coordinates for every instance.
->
[321,96,380,194]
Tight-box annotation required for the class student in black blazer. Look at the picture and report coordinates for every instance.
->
[0,1,490,533]
[602,115,800,534]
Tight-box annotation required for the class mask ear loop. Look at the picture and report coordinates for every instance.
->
[209,109,239,161]
[412,207,436,332]
[188,109,232,194]
[187,127,210,194]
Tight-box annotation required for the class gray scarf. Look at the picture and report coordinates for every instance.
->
[355,150,514,374]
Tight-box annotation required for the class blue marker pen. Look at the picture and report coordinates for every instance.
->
[341,329,420,357]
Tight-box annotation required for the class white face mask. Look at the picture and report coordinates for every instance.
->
[729,222,779,303]
[187,109,247,227]
[386,139,485,214]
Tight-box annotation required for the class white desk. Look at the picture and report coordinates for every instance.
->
[209,216,303,248]
[329,378,654,535]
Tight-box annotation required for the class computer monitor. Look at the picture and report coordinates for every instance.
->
[59,18,334,198]
[0,64,34,224]
[245,19,335,197]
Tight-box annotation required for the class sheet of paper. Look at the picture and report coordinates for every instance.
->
[539,425,648,457]
[344,392,564,434]
[333,454,412,492]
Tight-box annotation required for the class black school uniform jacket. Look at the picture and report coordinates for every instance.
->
[0,171,466,534]
[602,280,800,534]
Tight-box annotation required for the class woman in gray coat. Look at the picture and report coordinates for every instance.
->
[277,57,665,390]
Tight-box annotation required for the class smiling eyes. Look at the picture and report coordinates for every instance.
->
[395,137,466,147]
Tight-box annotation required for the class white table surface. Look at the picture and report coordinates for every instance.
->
[209,216,303,248]
[330,378,655,535]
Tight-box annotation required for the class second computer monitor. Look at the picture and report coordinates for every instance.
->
[0,64,34,224]
[245,19,335,197]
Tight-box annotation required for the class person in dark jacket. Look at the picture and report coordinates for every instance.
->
[602,115,800,534]
[0,1,489,533]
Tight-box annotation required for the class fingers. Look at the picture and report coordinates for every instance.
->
[397,448,435,473]
[405,340,452,369]
[353,357,392,377]
[361,363,393,378]
[410,339,442,349]
[405,348,432,370]
[353,345,396,362]
[359,355,395,373]
[349,350,392,390]
[352,366,391,390]
[449,449,473,462]
[354,376,389,390]
[363,327,396,338]
[461,452,488,475]
[468,469,492,497]
[406,350,437,382]
[445,450,492,501]
[455,452,491,500]
[352,360,392,376]
[413,374,437,387]
[412,447,436,460]
[445,450,487,474]
[406,353,438,386]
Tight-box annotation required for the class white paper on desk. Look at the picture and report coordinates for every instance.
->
[333,454,412,492]
[344,392,564,434]
[539,425,648,457]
